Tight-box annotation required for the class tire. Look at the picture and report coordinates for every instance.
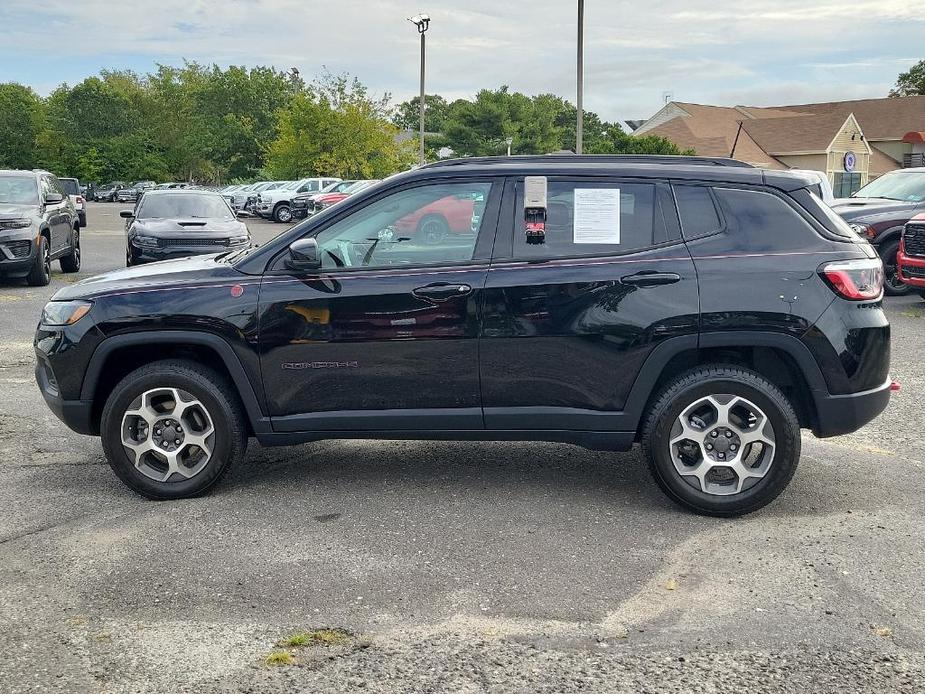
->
[273,203,292,223]
[417,215,450,245]
[59,227,81,273]
[125,244,137,267]
[78,211,87,228]
[916,289,925,301]
[640,365,800,517]
[880,240,910,296]
[100,359,247,500]
[26,236,51,286]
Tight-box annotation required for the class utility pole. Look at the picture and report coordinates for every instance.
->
[576,0,584,154]
[408,14,431,166]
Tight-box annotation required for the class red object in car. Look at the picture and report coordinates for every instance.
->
[393,195,474,237]
[897,213,925,291]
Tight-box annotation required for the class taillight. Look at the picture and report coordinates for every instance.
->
[76,196,84,204]
[820,258,884,300]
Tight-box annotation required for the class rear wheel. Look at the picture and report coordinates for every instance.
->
[417,215,450,245]
[100,360,247,500]
[60,228,81,273]
[641,365,800,516]
[880,240,910,296]
[26,236,51,286]
[916,288,925,301]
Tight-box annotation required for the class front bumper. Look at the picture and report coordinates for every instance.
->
[812,378,892,438]
[0,233,37,277]
[897,249,925,288]
[36,360,95,434]
[129,240,248,263]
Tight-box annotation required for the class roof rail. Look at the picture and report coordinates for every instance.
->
[421,154,754,169]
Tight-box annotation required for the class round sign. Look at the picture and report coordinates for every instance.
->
[844,151,857,172]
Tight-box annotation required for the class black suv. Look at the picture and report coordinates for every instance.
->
[34,156,890,515]
[1,169,81,286]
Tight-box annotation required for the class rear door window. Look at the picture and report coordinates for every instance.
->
[512,179,673,259]
[673,185,723,238]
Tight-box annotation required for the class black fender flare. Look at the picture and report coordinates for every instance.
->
[623,331,830,430]
[80,331,271,435]
[872,226,904,248]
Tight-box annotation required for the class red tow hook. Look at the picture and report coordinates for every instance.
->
[890,380,901,392]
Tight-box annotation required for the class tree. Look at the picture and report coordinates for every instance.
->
[265,90,414,179]
[0,83,45,169]
[890,60,925,97]
[392,94,450,132]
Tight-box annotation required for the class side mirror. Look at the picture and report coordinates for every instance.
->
[120,210,135,219]
[45,192,64,204]
[286,238,321,271]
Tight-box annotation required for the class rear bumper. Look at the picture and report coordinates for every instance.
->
[812,378,891,438]
[897,249,925,287]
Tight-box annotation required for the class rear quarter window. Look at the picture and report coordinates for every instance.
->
[712,187,822,251]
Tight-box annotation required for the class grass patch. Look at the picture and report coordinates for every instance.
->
[264,650,296,667]
[278,628,353,649]
[901,305,925,318]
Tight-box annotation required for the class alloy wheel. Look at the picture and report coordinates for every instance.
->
[668,394,775,496]
[120,387,215,482]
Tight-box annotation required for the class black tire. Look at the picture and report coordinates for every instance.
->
[78,211,87,228]
[100,359,248,500]
[880,239,910,296]
[417,215,450,245]
[26,235,51,286]
[916,289,925,301]
[59,227,81,273]
[273,203,292,223]
[125,244,137,267]
[640,365,800,517]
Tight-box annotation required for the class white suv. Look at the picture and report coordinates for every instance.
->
[256,177,341,223]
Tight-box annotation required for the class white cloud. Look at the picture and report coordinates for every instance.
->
[0,0,922,121]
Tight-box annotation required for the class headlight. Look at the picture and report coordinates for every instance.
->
[229,235,250,245]
[132,234,158,247]
[849,223,875,239]
[0,218,32,230]
[41,300,93,326]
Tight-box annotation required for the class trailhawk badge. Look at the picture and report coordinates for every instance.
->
[282,361,359,370]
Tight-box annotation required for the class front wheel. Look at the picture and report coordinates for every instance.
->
[641,365,800,517]
[880,240,911,296]
[26,236,51,286]
[273,204,292,223]
[100,360,248,499]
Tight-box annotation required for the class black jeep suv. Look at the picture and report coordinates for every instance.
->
[34,156,890,515]
[1,169,81,286]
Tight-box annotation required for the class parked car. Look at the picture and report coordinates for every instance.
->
[95,181,127,202]
[116,181,157,204]
[121,188,251,266]
[256,177,342,223]
[155,182,188,190]
[221,184,252,213]
[304,180,379,216]
[244,181,286,214]
[831,167,925,295]
[291,180,357,219]
[0,169,80,285]
[58,177,87,228]
[897,213,925,299]
[35,155,891,515]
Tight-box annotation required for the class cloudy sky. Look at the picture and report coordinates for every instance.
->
[1,0,923,123]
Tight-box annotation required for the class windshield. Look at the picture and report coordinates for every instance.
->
[325,181,355,193]
[136,193,234,220]
[59,179,80,195]
[0,176,39,204]
[852,171,925,202]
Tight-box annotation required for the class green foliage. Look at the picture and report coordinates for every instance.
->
[0,83,45,169]
[890,59,925,97]
[392,94,450,132]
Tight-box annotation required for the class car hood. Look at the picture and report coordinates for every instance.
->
[132,218,247,236]
[51,253,246,301]
[0,203,39,218]
[830,197,922,221]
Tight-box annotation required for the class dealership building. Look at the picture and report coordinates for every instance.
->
[633,96,925,196]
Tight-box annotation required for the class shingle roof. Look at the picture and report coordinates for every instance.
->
[640,96,925,167]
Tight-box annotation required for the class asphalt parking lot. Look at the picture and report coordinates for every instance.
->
[1,202,924,693]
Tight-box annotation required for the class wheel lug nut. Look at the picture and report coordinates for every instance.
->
[725,431,733,438]
[175,439,180,445]
[706,444,713,451]
[711,431,718,438]
[177,426,182,432]
[718,452,725,459]
[155,429,161,435]
[730,444,737,451]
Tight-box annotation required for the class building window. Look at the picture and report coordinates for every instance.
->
[834,173,862,197]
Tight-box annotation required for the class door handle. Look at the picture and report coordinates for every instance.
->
[620,271,682,287]
[412,283,473,302]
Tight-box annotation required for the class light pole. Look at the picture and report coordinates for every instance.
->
[576,0,584,154]
[408,13,431,166]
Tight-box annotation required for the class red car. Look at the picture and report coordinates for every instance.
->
[897,213,925,299]
[393,194,479,244]
[310,180,379,214]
